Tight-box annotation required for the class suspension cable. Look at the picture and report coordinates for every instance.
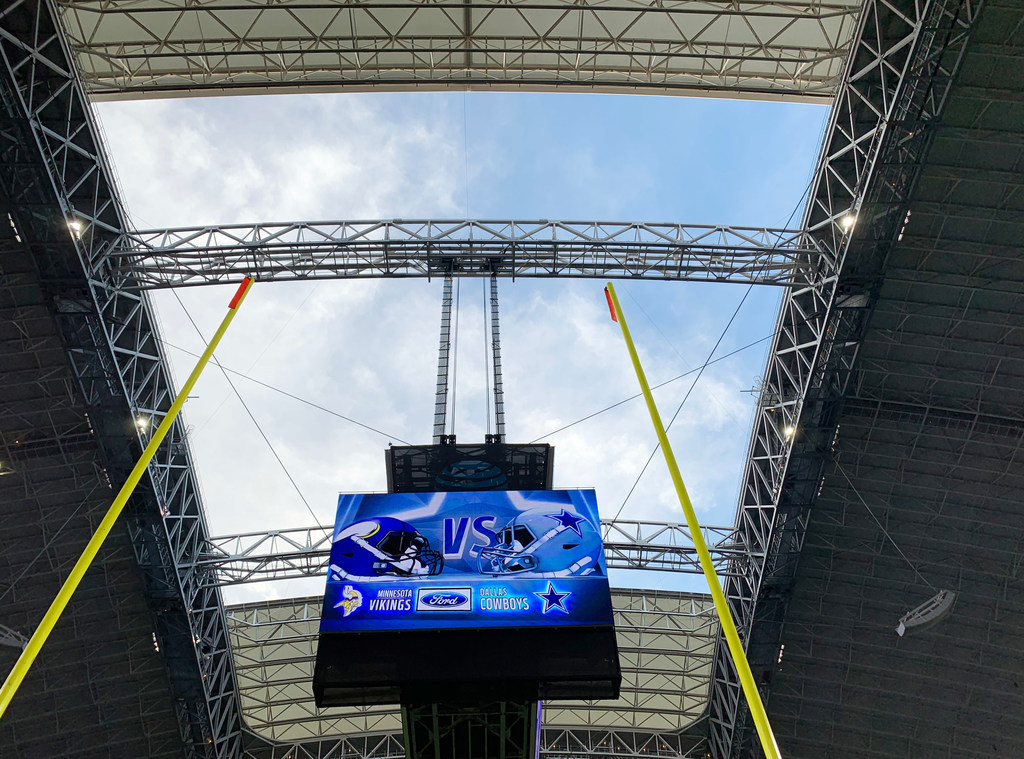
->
[528,333,772,444]
[193,282,322,438]
[172,291,329,537]
[835,461,937,591]
[609,284,755,526]
[0,487,96,603]
[159,338,411,444]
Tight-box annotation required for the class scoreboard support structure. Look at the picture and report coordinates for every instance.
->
[403,701,540,759]
[313,442,620,759]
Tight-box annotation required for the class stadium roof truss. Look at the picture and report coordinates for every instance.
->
[56,0,862,101]
[704,0,991,755]
[201,520,742,586]
[228,590,718,754]
[110,221,823,289]
[0,0,1013,757]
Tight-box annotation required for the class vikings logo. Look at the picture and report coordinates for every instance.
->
[334,585,363,617]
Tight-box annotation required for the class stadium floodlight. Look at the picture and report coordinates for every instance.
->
[896,589,956,636]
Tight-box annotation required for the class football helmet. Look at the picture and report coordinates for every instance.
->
[478,507,604,577]
[330,517,443,581]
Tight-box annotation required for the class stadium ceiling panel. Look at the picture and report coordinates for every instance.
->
[56,0,861,101]
[0,251,184,757]
[764,2,1024,753]
[232,590,718,756]
[719,0,1024,756]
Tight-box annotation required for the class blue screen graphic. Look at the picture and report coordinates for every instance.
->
[319,489,614,632]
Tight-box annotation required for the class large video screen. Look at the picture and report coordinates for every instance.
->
[319,489,614,633]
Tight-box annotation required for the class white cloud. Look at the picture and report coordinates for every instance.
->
[96,94,464,227]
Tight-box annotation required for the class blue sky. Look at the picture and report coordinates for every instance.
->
[95,92,829,599]
[458,94,825,223]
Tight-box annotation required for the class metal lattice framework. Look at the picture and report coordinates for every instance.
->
[201,520,740,586]
[229,590,718,755]
[432,275,455,443]
[541,727,707,759]
[760,2,1024,754]
[240,725,710,759]
[105,221,821,289]
[55,0,862,101]
[0,1,243,755]
[0,7,763,748]
[0,624,28,651]
[489,276,506,439]
[706,0,983,755]
[2,0,1004,756]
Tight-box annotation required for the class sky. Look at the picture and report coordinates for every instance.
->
[94,92,829,601]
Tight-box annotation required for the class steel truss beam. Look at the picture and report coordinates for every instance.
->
[229,591,718,756]
[200,520,740,586]
[432,275,454,443]
[489,275,506,440]
[55,0,861,101]
[403,702,537,759]
[706,0,984,755]
[542,727,707,759]
[0,623,28,651]
[0,1,242,755]
[104,221,820,290]
[240,727,709,759]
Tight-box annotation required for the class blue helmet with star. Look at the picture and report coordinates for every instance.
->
[329,516,443,581]
[478,507,604,577]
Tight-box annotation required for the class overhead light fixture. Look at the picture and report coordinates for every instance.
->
[840,213,856,232]
[783,425,795,439]
[68,219,83,239]
[896,589,956,636]
[136,415,149,430]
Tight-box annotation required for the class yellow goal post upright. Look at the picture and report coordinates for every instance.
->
[603,282,782,759]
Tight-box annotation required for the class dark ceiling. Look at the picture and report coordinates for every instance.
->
[0,251,183,756]
[765,2,1024,756]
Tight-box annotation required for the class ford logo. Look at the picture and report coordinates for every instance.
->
[416,586,472,611]
[422,593,469,607]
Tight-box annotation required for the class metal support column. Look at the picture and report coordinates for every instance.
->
[433,275,454,444]
[489,275,505,442]
[402,701,539,759]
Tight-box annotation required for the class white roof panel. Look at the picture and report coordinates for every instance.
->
[57,0,862,100]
